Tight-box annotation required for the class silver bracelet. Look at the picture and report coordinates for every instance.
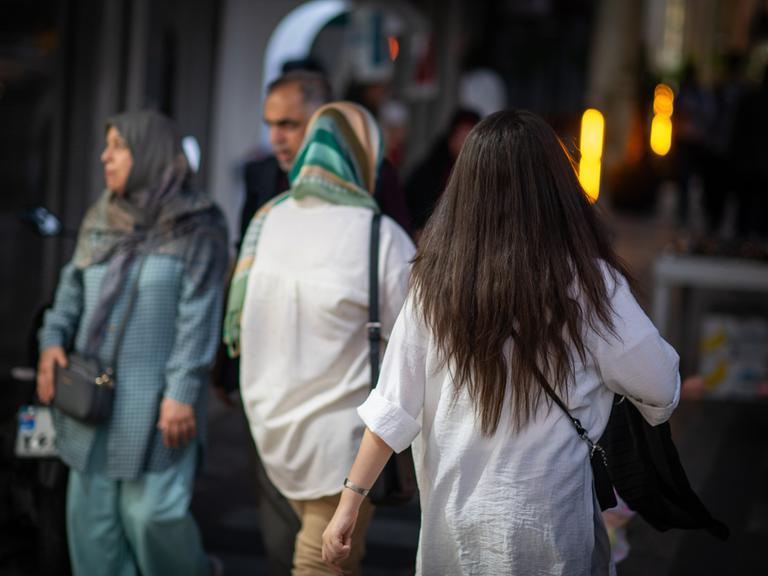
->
[343,477,370,497]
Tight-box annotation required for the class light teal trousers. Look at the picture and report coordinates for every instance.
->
[66,433,210,576]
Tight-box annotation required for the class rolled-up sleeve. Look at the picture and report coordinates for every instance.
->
[358,393,420,453]
[358,296,426,453]
[39,262,84,352]
[595,272,681,425]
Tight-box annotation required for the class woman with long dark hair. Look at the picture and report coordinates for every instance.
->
[322,110,680,574]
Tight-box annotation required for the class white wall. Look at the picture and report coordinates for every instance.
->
[207,0,304,247]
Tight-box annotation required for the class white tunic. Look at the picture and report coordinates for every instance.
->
[240,197,414,500]
[358,270,681,575]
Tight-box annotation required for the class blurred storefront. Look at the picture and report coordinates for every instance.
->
[2,0,768,396]
[3,1,768,573]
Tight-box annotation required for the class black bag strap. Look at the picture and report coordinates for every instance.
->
[368,212,382,388]
[105,252,148,377]
[540,381,608,466]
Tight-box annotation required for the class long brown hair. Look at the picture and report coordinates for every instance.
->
[411,110,631,435]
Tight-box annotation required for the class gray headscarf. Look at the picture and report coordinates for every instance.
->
[73,110,228,357]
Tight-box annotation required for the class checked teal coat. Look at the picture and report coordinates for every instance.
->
[40,242,226,480]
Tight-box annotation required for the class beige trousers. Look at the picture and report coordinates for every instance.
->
[288,493,375,576]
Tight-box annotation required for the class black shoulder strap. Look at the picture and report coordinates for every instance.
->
[368,212,382,388]
[541,380,603,460]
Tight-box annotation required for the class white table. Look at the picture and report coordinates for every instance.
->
[652,253,768,336]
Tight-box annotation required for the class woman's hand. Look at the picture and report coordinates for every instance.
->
[322,428,395,572]
[157,397,197,448]
[321,494,361,574]
[37,346,68,404]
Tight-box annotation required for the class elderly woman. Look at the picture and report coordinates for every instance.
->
[37,110,228,575]
[224,102,415,575]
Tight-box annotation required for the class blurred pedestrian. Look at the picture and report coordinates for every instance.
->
[233,69,413,574]
[37,110,228,576]
[241,70,332,241]
[380,100,409,170]
[704,52,747,235]
[236,70,333,574]
[242,71,411,242]
[731,62,768,240]
[224,102,414,575]
[405,108,480,237]
[673,62,716,230]
[322,110,680,575]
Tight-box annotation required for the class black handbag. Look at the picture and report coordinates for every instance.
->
[53,255,145,426]
[600,394,728,539]
[54,353,115,424]
[545,385,729,540]
[366,212,417,507]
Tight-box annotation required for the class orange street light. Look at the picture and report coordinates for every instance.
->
[388,36,400,62]
[651,83,674,156]
[650,114,673,156]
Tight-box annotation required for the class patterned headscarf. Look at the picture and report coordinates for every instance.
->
[74,110,227,357]
[223,102,383,357]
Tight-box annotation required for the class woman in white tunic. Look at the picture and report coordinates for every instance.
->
[224,102,415,574]
[322,110,680,575]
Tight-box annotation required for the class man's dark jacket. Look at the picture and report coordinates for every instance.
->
[240,155,412,243]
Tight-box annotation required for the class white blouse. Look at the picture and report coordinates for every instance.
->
[240,197,414,500]
[359,269,681,575]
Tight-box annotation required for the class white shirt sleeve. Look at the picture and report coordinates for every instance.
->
[379,217,416,342]
[358,296,426,453]
[593,271,681,425]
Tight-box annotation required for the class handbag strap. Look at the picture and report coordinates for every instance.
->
[105,251,148,376]
[540,381,607,466]
[368,212,382,388]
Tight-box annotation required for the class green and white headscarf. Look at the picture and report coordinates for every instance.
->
[223,102,383,357]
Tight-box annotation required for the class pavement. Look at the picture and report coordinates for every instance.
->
[616,399,767,575]
[191,399,421,575]
[193,394,767,575]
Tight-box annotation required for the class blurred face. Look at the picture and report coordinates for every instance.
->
[264,83,315,172]
[100,126,133,195]
[448,121,476,161]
